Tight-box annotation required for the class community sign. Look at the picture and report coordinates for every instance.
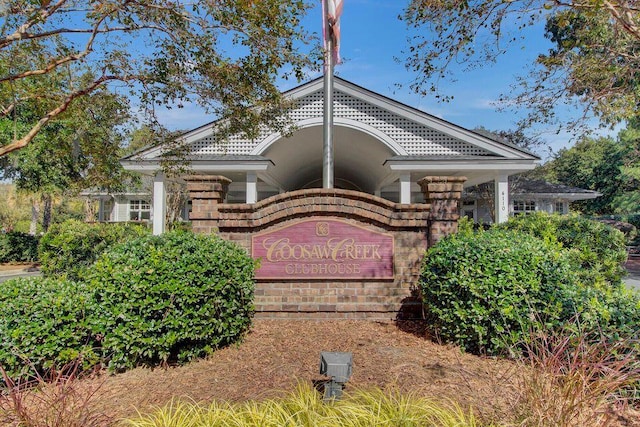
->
[252,219,394,280]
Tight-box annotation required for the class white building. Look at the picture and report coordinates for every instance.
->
[114,77,541,233]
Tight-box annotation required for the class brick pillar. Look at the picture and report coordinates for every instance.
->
[185,175,231,234]
[418,176,466,245]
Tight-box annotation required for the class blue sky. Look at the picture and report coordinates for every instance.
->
[155,0,609,159]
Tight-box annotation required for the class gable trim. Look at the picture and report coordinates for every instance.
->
[250,117,408,156]
[123,76,541,163]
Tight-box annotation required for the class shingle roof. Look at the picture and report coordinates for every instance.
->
[464,176,601,196]
[512,178,599,195]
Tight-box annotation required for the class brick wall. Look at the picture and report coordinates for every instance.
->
[186,176,465,320]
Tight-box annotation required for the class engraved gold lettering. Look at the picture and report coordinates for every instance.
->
[264,238,288,262]
[260,228,386,274]
[328,238,354,262]
[372,245,381,259]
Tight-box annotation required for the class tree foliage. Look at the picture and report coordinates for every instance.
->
[0,78,137,230]
[0,0,315,156]
[403,0,640,131]
[529,119,640,214]
[1,86,133,193]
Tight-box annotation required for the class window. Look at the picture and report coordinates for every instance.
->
[461,200,476,220]
[129,200,150,221]
[102,200,113,222]
[513,200,536,215]
[554,201,566,214]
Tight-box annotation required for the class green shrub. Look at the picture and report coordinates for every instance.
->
[595,218,637,241]
[12,220,42,235]
[420,228,578,355]
[0,277,98,380]
[84,231,256,371]
[498,213,628,289]
[456,216,476,237]
[0,231,39,263]
[0,231,258,379]
[38,220,149,279]
[564,283,640,341]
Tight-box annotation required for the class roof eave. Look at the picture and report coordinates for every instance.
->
[384,158,539,171]
[513,192,602,200]
[121,158,274,173]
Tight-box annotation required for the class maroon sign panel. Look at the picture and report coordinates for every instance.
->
[252,219,394,280]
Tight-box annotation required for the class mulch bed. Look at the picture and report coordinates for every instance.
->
[84,320,520,425]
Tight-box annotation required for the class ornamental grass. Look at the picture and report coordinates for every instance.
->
[123,382,486,427]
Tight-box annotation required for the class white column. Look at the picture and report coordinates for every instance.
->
[246,172,258,204]
[400,173,411,204]
[495,173,509,224]
[153,172,166,235]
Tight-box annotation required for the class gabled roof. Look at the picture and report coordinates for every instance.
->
[124,76,540,164]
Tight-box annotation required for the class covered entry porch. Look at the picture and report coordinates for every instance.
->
[122,77,539,234]
[122,77,538,234]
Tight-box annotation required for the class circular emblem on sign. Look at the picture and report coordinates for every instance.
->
[316,222,329,236]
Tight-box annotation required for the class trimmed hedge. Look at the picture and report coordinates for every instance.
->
[564,283,640,341]
[498,213,628,289]
[0,277,98,379]
[0,231,39,263]
[420,221,640,356]
[84,231,256,371]
[0,231,257,379]
[420,228,577,355]
[38,220,149,279]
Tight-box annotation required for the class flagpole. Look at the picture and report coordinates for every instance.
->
[322,0,334,189]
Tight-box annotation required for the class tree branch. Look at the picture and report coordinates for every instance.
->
[0,14,107,83]
[0,76,116,156]
[1,52,90,83]
[0,27,138,50]
[603,0,640,40]
[1,103,15,117]
[3,0,69,46]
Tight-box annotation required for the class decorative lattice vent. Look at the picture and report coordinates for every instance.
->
[188,89,492,156]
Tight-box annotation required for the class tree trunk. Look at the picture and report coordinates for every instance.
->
[29,197,40,236]
[166,182,187,230]
[42,193,52,232]
[478,182,495,223]
[84,197,97,222]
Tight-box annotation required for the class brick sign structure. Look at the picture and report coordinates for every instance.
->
[186,177,465,319]
[252,219,394,280]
